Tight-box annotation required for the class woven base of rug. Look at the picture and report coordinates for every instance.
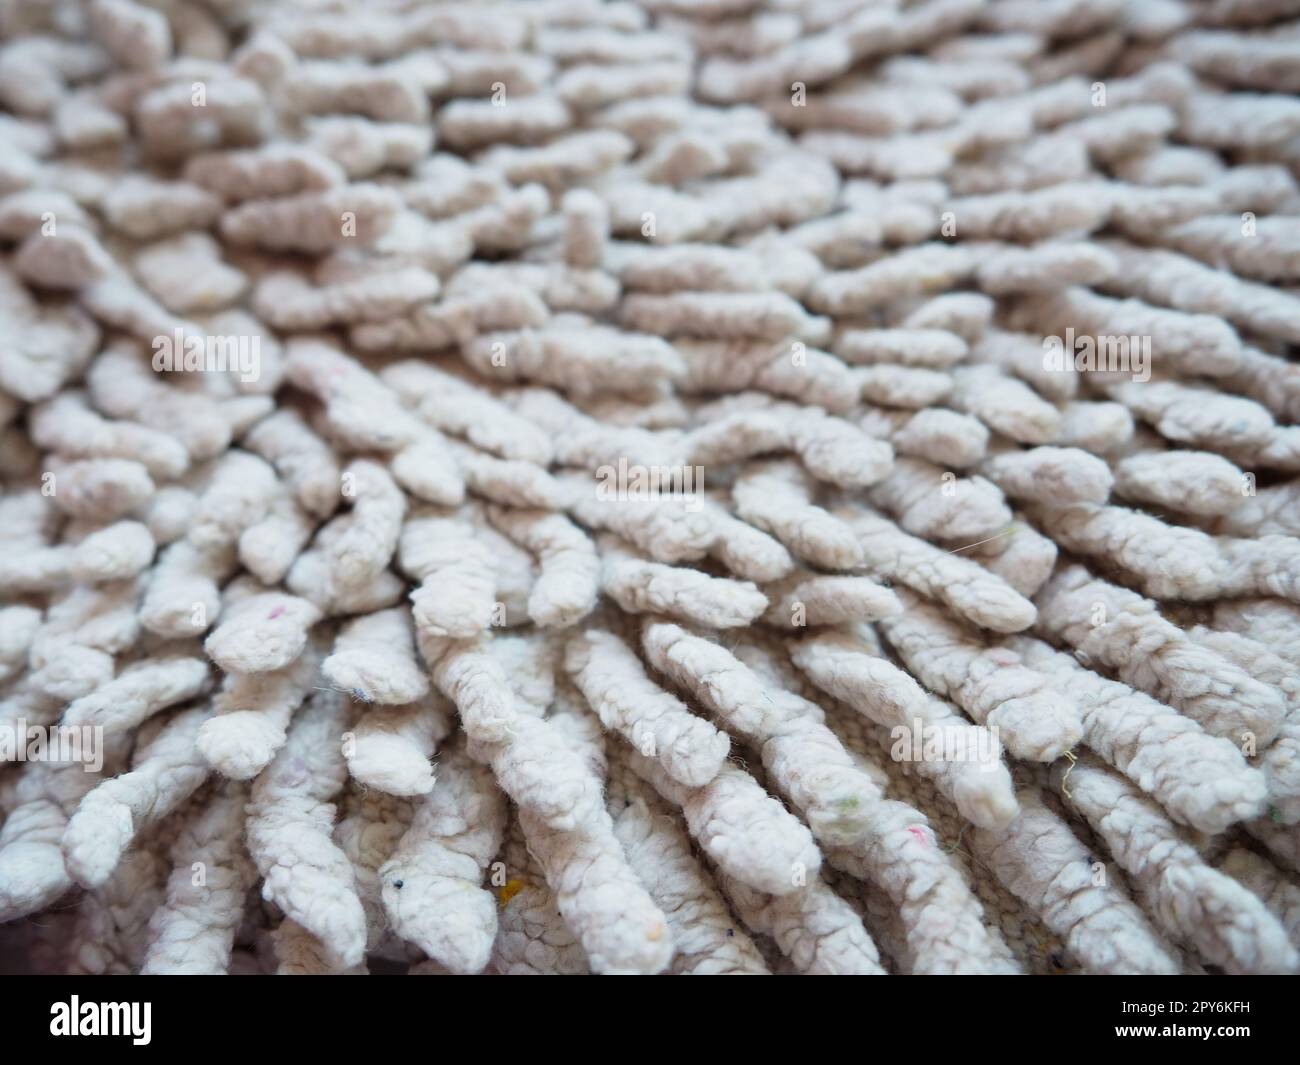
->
[1,0,1299,977]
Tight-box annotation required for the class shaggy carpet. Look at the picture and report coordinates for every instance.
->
[1,0,1299,976]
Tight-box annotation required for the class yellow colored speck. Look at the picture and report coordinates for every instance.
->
[498,878,526,908]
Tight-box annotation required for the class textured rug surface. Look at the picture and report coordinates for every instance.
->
[1,0,1300,976]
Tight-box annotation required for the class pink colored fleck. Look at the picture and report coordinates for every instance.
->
[907,826,930,847]
[268,605,286,620]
